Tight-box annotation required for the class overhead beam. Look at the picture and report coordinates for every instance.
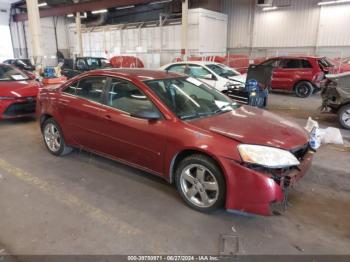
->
[14,0,156,22]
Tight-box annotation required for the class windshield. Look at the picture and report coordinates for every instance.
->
[206,64,240,78]
[145,77,239,120]
[0,65,29,81]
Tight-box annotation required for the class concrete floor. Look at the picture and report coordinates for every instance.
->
[0,93,349,255]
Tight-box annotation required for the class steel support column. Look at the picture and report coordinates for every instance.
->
[75,12,83,57]
[181,0,188,60]
[26,0,42,65]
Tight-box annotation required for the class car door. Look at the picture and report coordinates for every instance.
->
[58,76,108,152]
[261,59,282,89]
[97,77,167,175]
[278,59,313,91]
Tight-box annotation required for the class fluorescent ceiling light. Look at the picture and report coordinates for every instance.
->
[117,5,135,10]
[149,0,172,5]
[318,0,350,5]
[38,2,47,7]
[67,12,87,18]
[262,6,278,11]
[91,9,108,14]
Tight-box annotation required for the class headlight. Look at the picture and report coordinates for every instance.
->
[238,144,300,168]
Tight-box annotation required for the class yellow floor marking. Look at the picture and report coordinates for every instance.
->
[0,158,140,236]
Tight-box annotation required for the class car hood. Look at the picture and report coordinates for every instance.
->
[228,74,246,85]
[0,80,40,97]
[188,106,309,150]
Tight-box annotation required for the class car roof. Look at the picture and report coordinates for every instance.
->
[90,68,183,81]
[268,56,322,60]
[167,61,221,66]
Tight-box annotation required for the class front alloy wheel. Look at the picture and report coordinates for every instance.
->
[43,118,72,156]
[175,154,225,212]
[338,104,350,130]
[180,164,219,208]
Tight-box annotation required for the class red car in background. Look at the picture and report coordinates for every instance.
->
[37,69,313,216]
[0,64,40,119]
[260,56,335,98]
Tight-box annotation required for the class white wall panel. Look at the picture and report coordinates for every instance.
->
[222,0,252,48]
[318,4,350,46]
[0,3,9,25]
[252,0,320,48]
[224,0,350,53]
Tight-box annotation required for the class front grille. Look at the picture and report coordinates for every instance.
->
[3,101,36,117]
[290,143,309,161]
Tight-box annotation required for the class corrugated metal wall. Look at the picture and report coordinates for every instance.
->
[318,4,350,46]
[223,0,350,55]
[11,17,70,64]
[253,0,320,48]
[222,0,252,48]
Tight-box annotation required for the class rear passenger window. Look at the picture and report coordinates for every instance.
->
[107,78,156,114]
[301,60,312,68]
[281,59,301,69]
[167,65,186,74]
[76,77,106,103]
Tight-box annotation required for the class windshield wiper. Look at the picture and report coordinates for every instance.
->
[212,104,235,115]
[180,112,215,120]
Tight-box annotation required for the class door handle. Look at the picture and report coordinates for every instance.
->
[104,114,112,120]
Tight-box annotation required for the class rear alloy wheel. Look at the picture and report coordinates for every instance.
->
[338,104,350,130]
[175,154,225,212]
[295,81,314,98]
[43,118,73,156]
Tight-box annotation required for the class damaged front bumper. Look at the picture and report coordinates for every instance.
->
[222,149,314,216]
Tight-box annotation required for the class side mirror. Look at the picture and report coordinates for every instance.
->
[131,109,161,121]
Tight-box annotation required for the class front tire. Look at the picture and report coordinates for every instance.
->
[295,81,314,98]
[338,104,350,130]
[175,154,226,213]
[42,118,73,156]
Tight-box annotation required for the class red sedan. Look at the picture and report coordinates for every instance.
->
[37,69,314,216]
[260,56,334,98]
[0,64,40,119]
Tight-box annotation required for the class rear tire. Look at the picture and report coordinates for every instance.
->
[295,81,314,98]
[338,104,350,130]
[42,118,73,156]
[175,154,226,213]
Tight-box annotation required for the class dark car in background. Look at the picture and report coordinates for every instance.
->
[61,57,111,79]
[3,58,35,72]
[260,56,334,98]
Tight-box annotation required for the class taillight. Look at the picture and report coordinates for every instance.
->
[313,72,324,82]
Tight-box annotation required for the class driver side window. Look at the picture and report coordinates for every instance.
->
[262,59,280,68]
[107,78,156,115]
[187,65,212,79]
